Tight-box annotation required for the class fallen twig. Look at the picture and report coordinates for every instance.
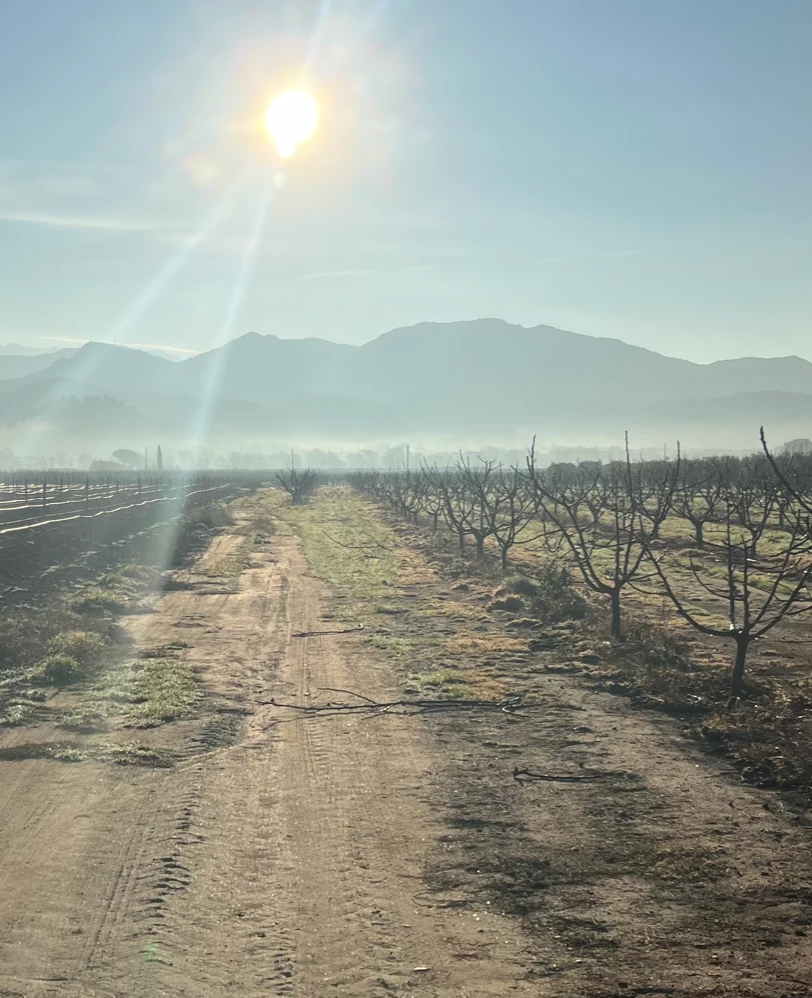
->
[259,691,535,719]
[317,686,379,704]
[292,624,364,638]
[513,765,629,785]
[513,766,603,785]
[320,528,395,558]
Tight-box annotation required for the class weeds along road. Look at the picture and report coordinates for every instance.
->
[0,487,811,997]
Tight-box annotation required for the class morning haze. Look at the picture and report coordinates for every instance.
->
[5,4,812,997]
[2,319,812,466]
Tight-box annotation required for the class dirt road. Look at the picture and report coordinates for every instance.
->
[0,493,811,997]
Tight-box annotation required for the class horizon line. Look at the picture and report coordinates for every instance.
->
[9,320,806,367]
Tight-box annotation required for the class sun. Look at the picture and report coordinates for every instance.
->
[264,91,319,159]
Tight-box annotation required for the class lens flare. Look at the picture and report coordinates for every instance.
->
[265,91,319,158]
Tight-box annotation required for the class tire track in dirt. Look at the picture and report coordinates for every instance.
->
[140,529,546,997]
[245,538,548,997]
[11,493,810,997]
[0,528,263,997]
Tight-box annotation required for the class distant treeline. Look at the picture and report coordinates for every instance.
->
[0,441,776,473]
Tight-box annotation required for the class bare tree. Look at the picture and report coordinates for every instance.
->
[646,498,812,703]
[276,467,320,505]
[419,467,446,531]
[422,459,497,556]
[529,434,670,640]
[634,452,681,540]
[479,456,540,571]
[761,427,812,529]
[671,457,729,549]
[725,455,779,557]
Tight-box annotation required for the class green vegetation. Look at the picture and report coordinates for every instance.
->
[69,587,131,615]
[277,485,421,611]
[48,630,106,666]
[271,485,515,700]
[32,655,85,686]
[0,491,245,774]
[0,740,175,767]
[83,654,199,727]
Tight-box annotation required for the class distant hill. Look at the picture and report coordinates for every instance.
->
[1,320,811,448]
[0,343,72,356]
[0,347,76,380]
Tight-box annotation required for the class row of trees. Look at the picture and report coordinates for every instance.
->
[348,435,812,702]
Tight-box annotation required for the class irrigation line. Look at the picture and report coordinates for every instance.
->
[0,486,229,538]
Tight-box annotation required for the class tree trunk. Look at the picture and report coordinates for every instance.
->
[500,544,509,571]
[610,588,622,641]
[694,519,704,549]
[728,636,749,703]
[458,529,466,553]
[475,534,485,558]
[432,512,438,531]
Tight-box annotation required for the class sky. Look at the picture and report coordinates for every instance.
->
[0,0,811,363]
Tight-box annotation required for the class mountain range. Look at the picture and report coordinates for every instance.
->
[1,319,810,451]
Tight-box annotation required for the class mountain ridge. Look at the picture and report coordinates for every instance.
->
[1,319,811,448]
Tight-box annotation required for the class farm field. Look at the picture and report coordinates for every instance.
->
[1,484,811,997]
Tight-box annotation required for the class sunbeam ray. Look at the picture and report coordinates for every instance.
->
[16,170,252,458]
[300,0,333,80]
[110,169,251,344]
[185,177,276,456]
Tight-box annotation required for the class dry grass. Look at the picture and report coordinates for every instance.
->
[277,486,525,700]
[445,634,528,655]
[363,497,812,800]
[696,683,812,791]
[0,740,175,767]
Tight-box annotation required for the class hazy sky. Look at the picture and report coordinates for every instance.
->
[1,0,811,362]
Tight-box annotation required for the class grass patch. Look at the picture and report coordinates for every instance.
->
[0,701,40,727]
[57,709,109,733]
[209,535,252,578]
[0,601,101,680]
[270,487,524,701]
[0,553,163,698]
[487,567,587,625]
[32,654,85,687]
[48,630,106,666]
[96,742,176,767]
[69,587,130,615]
[575,611,812,799]
[278,486,426,610]
[82,654,199,727]
[695,683,812,791]
[573,612,732,712]
[367,630,413,660]
[406,668,473,698]
[119,562,154,581]
[0,740,175,767]
[128,657,198,724]
[446,634,528,656]
[648,844,728,882]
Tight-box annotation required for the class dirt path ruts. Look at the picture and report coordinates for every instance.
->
[1,504,811,997]
[0,515,542,997]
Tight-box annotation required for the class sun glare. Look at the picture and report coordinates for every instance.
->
[264,90,319,159]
